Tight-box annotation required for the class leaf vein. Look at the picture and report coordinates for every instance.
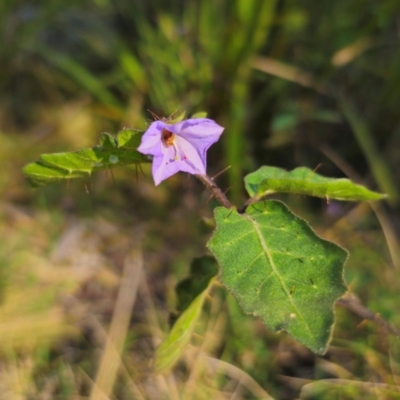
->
[238,252,265,277]
[224,229,254,246]
[244,214,313,336]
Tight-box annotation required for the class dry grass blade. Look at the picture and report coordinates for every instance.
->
[331,37,374,67]
[299,378,400,398]
[315,358,354,380]
[252,56,329,95]
[203,356,275,400]
[368,202,400,271]
[138,272,178,399]
[89,240,144,400]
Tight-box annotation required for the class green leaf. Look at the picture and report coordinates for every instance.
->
[167,110,186,124]
[23,162,88,188]
[155,294,206,373]
[116,129,142,149]
[23,129,150,188]
[191,111,208,119]
[99,132,118,149]
[245,166,386,202]
[207,201,348,354]
[155,257,217,373]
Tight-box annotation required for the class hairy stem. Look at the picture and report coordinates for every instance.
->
[195,174,233,209]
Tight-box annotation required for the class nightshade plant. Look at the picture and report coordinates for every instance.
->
[137,117,224,185]
[23,112,386,371]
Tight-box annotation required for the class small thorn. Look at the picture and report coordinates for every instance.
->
[313,163,322,173]
[166,109,182,121]
[204,193,214,206]
[225,209,234,219]
[222,186,231,196]
[212,165,231,180]
[147,109,161,121]
[109,168,116,186]
[138,163,146,178]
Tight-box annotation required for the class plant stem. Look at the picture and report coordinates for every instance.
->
[195,174,233,209]
[337,292,400,337]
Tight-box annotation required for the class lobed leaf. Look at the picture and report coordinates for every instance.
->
[23,129,150,188]
[245,166,386,202]
[207,201,348,354]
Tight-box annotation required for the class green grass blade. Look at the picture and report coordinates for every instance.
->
[37,44,122,108]
[223,0,278,200]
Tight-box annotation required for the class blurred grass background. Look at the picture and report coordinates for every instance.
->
[2,0,400,398]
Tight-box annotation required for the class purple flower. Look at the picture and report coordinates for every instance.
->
[137,118,224,185]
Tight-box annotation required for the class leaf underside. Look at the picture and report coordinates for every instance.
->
[245,166,386,202]
[23,129,150,188]
[207,200,348,354]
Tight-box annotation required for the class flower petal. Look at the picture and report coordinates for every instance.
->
[173,118,224,156]
[137,117,224,185]
[174,135,206,174]
[151,136,205,185]
[152,148,182,185]
[137,121,165,156]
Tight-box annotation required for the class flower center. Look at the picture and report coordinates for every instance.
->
[162,128,175,146]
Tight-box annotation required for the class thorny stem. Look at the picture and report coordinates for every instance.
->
[196,174,400,338]
[195,174,233,209]
[337,292,400,337]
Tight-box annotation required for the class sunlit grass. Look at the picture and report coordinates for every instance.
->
[0,191,399,398]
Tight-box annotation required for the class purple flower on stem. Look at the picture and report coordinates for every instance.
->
[137,118,224,185]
